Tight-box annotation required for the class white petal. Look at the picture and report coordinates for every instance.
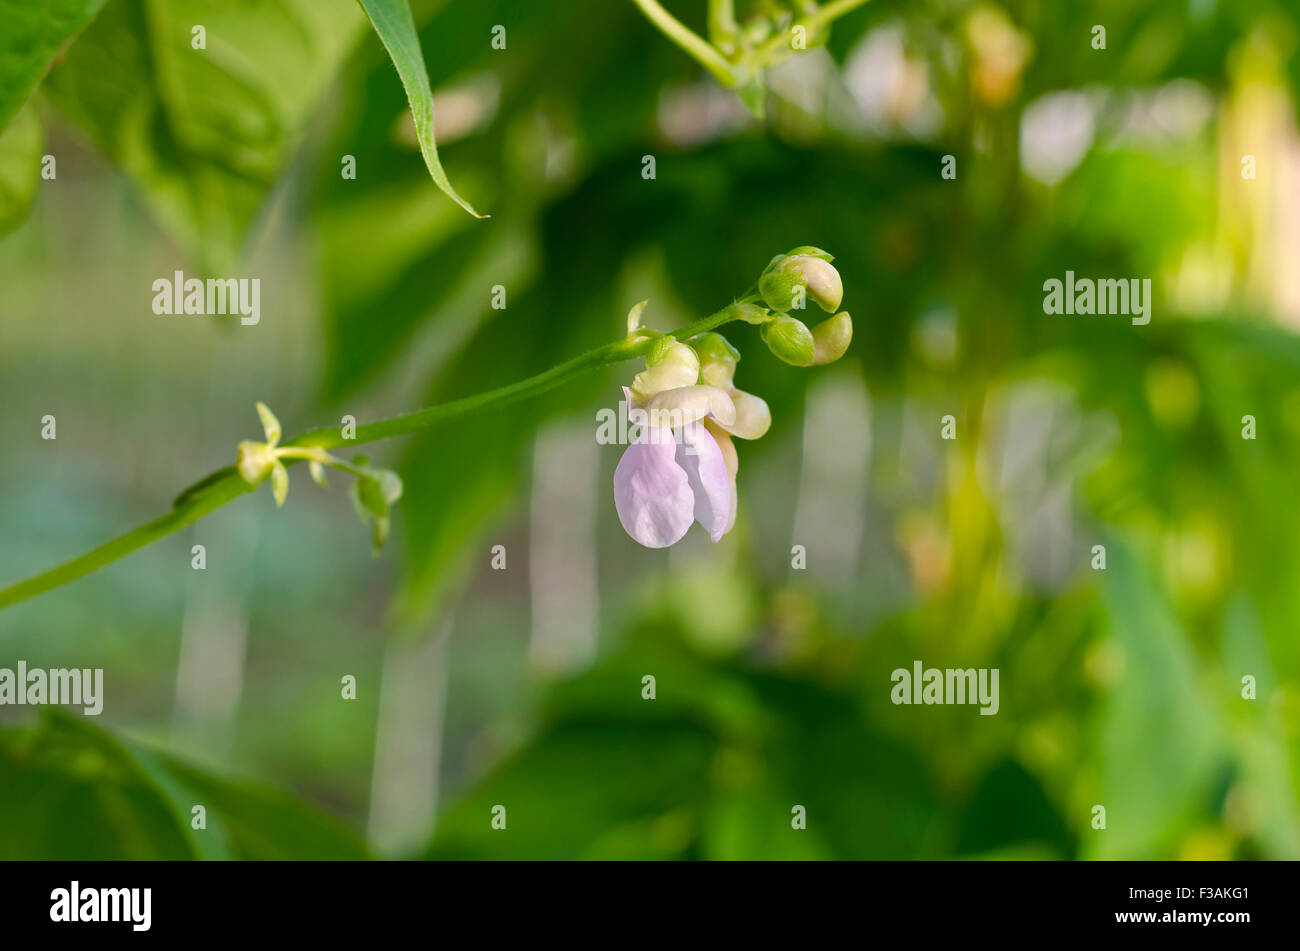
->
[717,388,771,440]
[645,384,737,429]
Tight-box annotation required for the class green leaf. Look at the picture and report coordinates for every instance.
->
[0,0,108,131]
[0,102,42,232]
[426,719,717,859]
[0,712,369,859]
[1089,543,1225,858]
[42,0,367,272]
[142,746,371,860]
[356,0,486,218]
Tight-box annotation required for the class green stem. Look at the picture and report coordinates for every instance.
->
[274,447,329,463]
[0,477,250,611]
[756,0,872,59]
[0,302,754,612]
[707,0,739,53]
[629,0,737,86]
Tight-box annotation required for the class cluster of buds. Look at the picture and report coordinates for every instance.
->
[712,0,833,59]
[235,403,402,553]
[613,247,853,548]
[756,247,852,366]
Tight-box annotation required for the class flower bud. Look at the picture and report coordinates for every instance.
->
[761,315,815,366]
[691,332,740,388]
[759,254,843,314]
[631,340,700,402]
[809,311,853,366]
[236,440,276,486]
[784,246,834,262]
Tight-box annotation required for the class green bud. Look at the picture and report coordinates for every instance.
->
[691,332,740,387]
[758,254,843,314]
[761,315,815,366]
[784,245,834,262]
[236,440,275,486]
[810,312,853,366]
[348,463,403,555]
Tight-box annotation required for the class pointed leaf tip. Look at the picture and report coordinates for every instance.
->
[358,0,487,218]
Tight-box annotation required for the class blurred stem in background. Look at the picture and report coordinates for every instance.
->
[630,0,872,113]
[631,0,738,85]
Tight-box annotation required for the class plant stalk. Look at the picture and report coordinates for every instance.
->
[0,302,752,611]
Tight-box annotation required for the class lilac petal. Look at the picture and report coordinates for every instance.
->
[622,385,647,430]
[704,420,740,536]
[614,430,694,548]
[676,421,734,542]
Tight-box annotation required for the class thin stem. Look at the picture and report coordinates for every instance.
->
[0,302,754,612]
[707,0,739,53]
[0,477,250,610]
[274,447,329,461]
[629,0,737,87]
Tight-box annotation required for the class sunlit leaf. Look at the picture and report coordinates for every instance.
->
[42,0,366,271]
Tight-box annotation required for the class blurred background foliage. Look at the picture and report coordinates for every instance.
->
[2,0,1300,859]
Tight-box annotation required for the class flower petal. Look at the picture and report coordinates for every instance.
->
[704,420,739,535]
[645,384,737,429]
[614,430,694,548]
[717,388,771,440]
[677,421,734,542]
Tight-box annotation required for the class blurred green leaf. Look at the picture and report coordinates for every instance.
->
[1089,543,1225,858]
[427,719,717,859]
[0,103,41,232]
[42,0,366,271]
[0,0,107,130]
[956,760,1074,858]
[0,712,369,859]
[141,746,371,860]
